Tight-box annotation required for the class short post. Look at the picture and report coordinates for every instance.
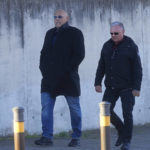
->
[13,107,25,150]
[99,101,111,150]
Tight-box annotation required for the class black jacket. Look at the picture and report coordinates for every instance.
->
[95,36,142,90]
[40,24,85,97]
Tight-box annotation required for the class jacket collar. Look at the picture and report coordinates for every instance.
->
[110,35,127,46]
[55,22,69,32]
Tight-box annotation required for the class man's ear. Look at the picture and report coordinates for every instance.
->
[67,16,69,21]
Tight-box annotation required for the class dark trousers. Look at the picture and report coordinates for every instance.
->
[103,88,135,143]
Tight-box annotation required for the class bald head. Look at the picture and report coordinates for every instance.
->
[54,10,69,28]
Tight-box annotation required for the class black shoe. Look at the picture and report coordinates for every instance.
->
[115,136,123,146]
[121,142,130,150]
[68,139,80,147]
[35,137,53,146]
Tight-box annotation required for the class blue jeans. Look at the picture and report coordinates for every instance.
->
[41,92,82,140]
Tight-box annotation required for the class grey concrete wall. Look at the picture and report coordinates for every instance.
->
[0,0,150,136]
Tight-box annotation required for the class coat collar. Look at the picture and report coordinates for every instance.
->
[49,22,69,49]
[109,35,128,47]
[54,22,69,33]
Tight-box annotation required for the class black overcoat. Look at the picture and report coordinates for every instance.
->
[39,25,85,97]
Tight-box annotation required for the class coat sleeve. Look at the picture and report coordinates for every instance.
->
[132,45,143,90]
[39,31,49,69]
[68,29,85,71]
[94,46,105,86]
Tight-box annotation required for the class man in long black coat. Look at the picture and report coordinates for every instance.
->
[95,22,142,150]
[35,9,85,147]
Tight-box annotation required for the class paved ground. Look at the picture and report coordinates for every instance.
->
[0,125,150,150]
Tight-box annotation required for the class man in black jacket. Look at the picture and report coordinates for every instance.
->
[35,9,85,147]
[95,22,142,150]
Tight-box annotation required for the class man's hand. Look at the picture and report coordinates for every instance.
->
[95,85,102,93]
[132,90,140,97]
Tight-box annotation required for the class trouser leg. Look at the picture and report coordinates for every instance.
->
[103,88,124,136]
[110,110,124,136]
[41,92,56,139]
[120,89,135,143]
[66,96,82,139]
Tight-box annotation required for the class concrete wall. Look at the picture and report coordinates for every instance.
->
[0,0,150,136]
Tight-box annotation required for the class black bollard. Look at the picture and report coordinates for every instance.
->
[13,107,25,150]
[99,101,111,150]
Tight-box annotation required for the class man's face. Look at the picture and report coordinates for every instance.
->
[54,10,69,28]
[110,26,124,44]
